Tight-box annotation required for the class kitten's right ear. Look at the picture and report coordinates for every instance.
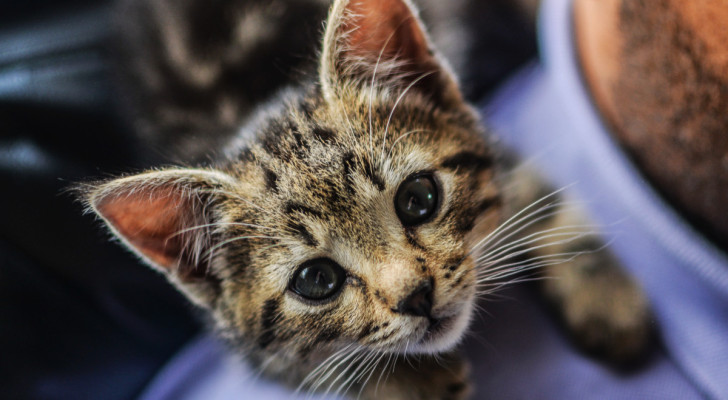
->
[82,169,238,307]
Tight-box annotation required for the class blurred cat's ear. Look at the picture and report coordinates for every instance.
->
[84,169,237,307]
[320,0,462,109]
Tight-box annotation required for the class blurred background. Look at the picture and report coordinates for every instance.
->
[0,1,200,398]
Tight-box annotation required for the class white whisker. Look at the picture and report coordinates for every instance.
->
[477,275,547,296]
[478,230,594,271]
[202,234,285,259]
[386,129,431,159]
[479,251,564,276]
[473,204,568,256]
[380,71,436,160]
[479,256,575,283]
[319,349,366,395]
[341,350,378,393]
[467,185,574,255]
[354,351,386,399]
[373,351,395,395]
[368,31,397,159]
[339,350,379,397]
[477,228,596,266]
[297,344,353,392]
[169,221,273,238]
[199,188,270,214]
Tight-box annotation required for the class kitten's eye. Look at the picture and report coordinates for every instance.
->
[395,174,439,226]
[290,258,346,301]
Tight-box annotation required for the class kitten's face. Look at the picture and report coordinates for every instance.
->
[86,0,499,373]
[211,87,498,360]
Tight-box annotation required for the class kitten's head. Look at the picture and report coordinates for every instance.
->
[85,0,499,372]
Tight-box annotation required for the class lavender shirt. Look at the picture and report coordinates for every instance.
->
[139,0,728,398]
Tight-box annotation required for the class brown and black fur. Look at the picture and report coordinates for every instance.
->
[82,0,651,398]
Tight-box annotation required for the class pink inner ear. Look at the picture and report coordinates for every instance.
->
[342,0,431,68]
[96,187,187,271]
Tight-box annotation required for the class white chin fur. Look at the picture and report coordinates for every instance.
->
[408,299,474,354]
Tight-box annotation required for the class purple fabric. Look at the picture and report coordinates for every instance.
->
[478,0,728,398]
[139,0,728,398]
[138,335,336,400]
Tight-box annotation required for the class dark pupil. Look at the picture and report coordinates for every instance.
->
[294,261,342,300]
[395,176,437,226]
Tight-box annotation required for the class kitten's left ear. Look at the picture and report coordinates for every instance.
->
[83,169,238,307]
[320,0,463,109]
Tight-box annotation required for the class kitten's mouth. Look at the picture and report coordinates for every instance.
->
[409,300,473,354]
[421,315,455,343]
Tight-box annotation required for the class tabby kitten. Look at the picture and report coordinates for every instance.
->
[83,0,650,398]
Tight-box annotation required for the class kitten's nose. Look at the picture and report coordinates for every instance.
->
[396,280,433,318]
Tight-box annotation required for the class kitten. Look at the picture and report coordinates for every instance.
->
[82,0,651,398]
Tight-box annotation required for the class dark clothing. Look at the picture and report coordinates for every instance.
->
[0,4,199,399]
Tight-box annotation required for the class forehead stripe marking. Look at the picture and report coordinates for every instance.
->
[263,167,278,193]
[284,202,323,219]
[262,133,285,159]
[362,158,386,191]
[441,151,492,171]
[311,126,336,143]
[239,147,255,162]
[341,152,356,195]
[320,178,343,208]
[290,129,309,157]
[287,221,318,247]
